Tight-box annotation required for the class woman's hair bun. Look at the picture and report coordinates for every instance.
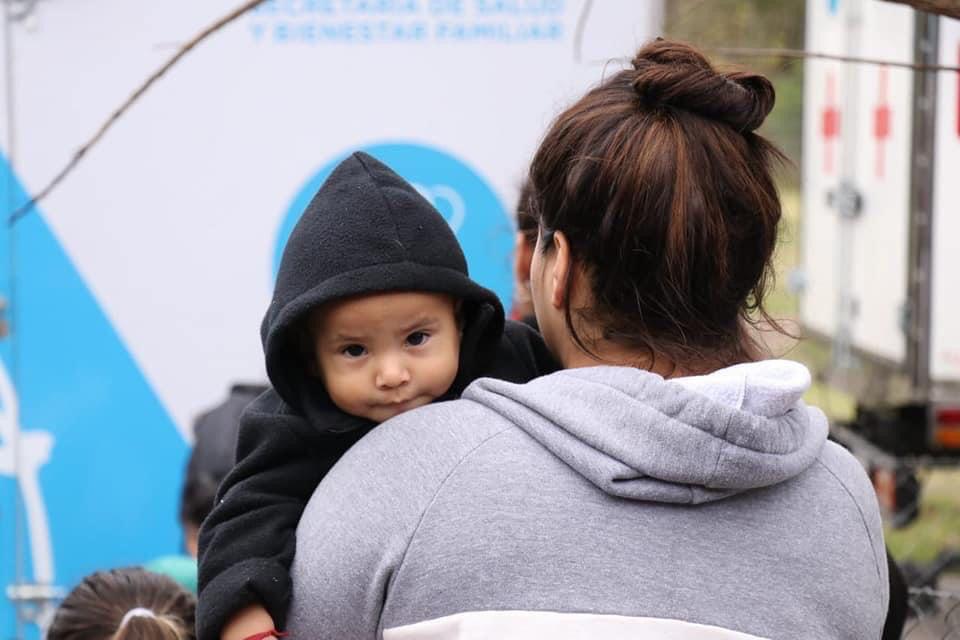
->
[630,39,775,132]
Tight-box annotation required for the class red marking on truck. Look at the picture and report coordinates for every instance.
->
[935,407,960,449]
[822,72,840,174]
[873,66,890,178]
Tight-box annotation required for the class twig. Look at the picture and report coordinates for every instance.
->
[7,0,41,22]
[706,47,960,73]
[572,0,593,64]
[8,0,266,225]
[587,47,960,73]
[881,0,960,20]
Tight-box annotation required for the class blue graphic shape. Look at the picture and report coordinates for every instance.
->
[0,154,187,638]
[273,142,515,305]
[828,0,839,14]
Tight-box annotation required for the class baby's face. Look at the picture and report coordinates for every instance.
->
[310,291,461,423]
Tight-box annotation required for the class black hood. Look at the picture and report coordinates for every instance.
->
[262,151,504,426]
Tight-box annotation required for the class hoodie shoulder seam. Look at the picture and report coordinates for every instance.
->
[388,418,514,593]
[813,457,885,607]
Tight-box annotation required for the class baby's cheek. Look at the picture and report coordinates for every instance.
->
[439,361,459,393]
[327,375,356,403]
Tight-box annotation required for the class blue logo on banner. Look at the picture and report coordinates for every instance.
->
[273,142,514,305]
[0,154,186,638]
[828,0,839,14]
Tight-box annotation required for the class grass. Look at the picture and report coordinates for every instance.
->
[885,470,960,566]
[768,186,959,570]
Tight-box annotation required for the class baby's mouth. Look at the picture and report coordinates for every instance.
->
[376,396,418,410]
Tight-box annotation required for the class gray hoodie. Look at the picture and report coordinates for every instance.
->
[289,361,888,639]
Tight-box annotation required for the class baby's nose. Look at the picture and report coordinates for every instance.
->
[375,357,410,389]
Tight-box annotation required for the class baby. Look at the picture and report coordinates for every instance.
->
[196,152,555,640]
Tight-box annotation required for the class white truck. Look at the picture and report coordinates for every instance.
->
[801,0,960,519]
[0,1,663,636]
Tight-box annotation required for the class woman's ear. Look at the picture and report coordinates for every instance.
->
[549,230,572,310]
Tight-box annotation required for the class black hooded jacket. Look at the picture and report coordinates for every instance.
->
[196,152,557,640]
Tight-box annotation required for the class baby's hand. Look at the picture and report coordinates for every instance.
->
[221,604,279,640]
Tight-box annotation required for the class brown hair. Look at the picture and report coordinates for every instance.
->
[47,567,196,640]
[515,179,538,246]
[529,39,786,372]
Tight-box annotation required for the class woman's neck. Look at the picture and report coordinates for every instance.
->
[559,338,694,379]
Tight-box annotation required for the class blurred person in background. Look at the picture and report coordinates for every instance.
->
[46,567,196,640]
[509,179,538,328]
[286,39,888,638]
[146,384,266,593]
[181,384,267,558]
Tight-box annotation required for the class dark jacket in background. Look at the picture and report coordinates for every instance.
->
[181,383,267,530]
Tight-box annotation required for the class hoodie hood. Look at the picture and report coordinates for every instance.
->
[263,151,504,422]
[464,360,828,504]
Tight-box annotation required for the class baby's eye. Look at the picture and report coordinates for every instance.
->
[342,344,366,358]
[406,331,430,347]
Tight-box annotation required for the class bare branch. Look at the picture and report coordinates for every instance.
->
[572,0,593,64]
[881,0,960,19]
[588,47,960,73]
[706,47,960,73]
[8,0,266,225]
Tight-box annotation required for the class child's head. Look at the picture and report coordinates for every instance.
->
[307,290,461,423]
[263,152,506,421]
[47,567,195,640]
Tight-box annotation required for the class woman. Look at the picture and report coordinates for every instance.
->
[286,40,887,639]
